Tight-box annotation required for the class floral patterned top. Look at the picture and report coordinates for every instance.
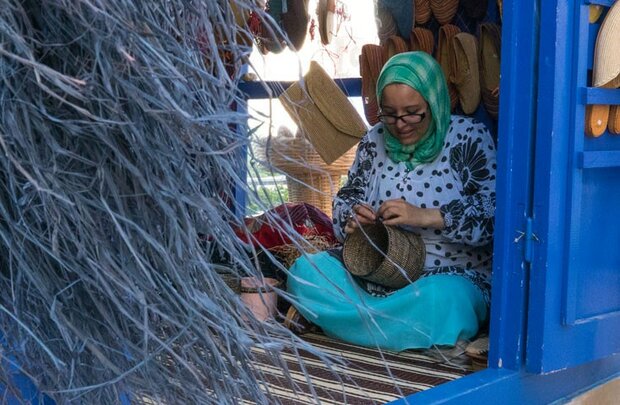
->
[332,115,496,303]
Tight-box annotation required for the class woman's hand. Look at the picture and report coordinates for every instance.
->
[377,199,445,229]
[344,203,377,235]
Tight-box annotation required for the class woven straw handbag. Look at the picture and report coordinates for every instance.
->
[342,223,426,289]
[279,61,367,165]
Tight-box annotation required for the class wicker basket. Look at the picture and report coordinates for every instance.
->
[342,223,426,289]
[260,128,357,217]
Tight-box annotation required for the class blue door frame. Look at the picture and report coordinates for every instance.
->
[3,0,619,403]
[525,0,620,373]
[396,0,620,402]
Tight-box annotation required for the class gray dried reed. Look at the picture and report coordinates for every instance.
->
[0,1,348,403]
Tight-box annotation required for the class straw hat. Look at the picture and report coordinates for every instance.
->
[592,1,620,89]
[342,223,426,289]
[282,0,310,51]
[279,61,367,164]
[361,44,387,126]
[450,33,481,114]
[317,0,336,45]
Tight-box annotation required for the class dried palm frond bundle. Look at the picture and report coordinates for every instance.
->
[0,1,350,403]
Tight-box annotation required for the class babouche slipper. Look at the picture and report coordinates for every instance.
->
[437,24,461,111]
[361,44,387,126]
[383,35,410,61]
[410,27,434,55]
[430,0,459,25]
[376,4,398,45]
[608,106,620,135]
[282,0,310,51]
[465,335,489,371]
[479,23,501,119]
[317,0,336,45]
[450,32,481,114]
[415,0,432,25]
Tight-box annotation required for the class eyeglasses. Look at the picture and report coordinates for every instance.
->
[377,111,426,125]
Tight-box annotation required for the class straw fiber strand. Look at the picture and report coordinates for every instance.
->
[0,1,353,403]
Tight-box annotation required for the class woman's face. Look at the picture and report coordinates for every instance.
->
[380,83,432,146]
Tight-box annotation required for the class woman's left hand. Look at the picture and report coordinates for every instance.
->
[377,199,445,229]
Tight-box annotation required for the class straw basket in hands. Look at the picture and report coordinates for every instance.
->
[343,223,426,289]
[261,127,356,217]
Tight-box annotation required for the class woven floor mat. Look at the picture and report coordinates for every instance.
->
[251,333,472,404]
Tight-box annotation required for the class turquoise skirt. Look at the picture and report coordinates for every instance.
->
[287,251,487,351]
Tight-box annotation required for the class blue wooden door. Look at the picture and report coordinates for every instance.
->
[526,0,620,373]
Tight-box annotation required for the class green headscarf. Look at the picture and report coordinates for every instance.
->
[376,51,451,170]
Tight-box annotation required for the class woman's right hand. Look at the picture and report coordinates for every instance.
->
[344,203,377,234]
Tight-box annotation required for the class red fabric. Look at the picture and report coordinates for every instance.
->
[235,203,337,249]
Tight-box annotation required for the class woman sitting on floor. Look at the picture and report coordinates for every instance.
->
[287,51,496,351]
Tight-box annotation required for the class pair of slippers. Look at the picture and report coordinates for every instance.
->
[425,0,489,25]
[465,335,489,370]
[377,0,484,43]
[437,23,501,117]
[283,306,321,334]
[587,2,620,137]
[360,22,502,125]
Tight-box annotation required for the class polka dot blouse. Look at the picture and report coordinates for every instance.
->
[333,115,496,302]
